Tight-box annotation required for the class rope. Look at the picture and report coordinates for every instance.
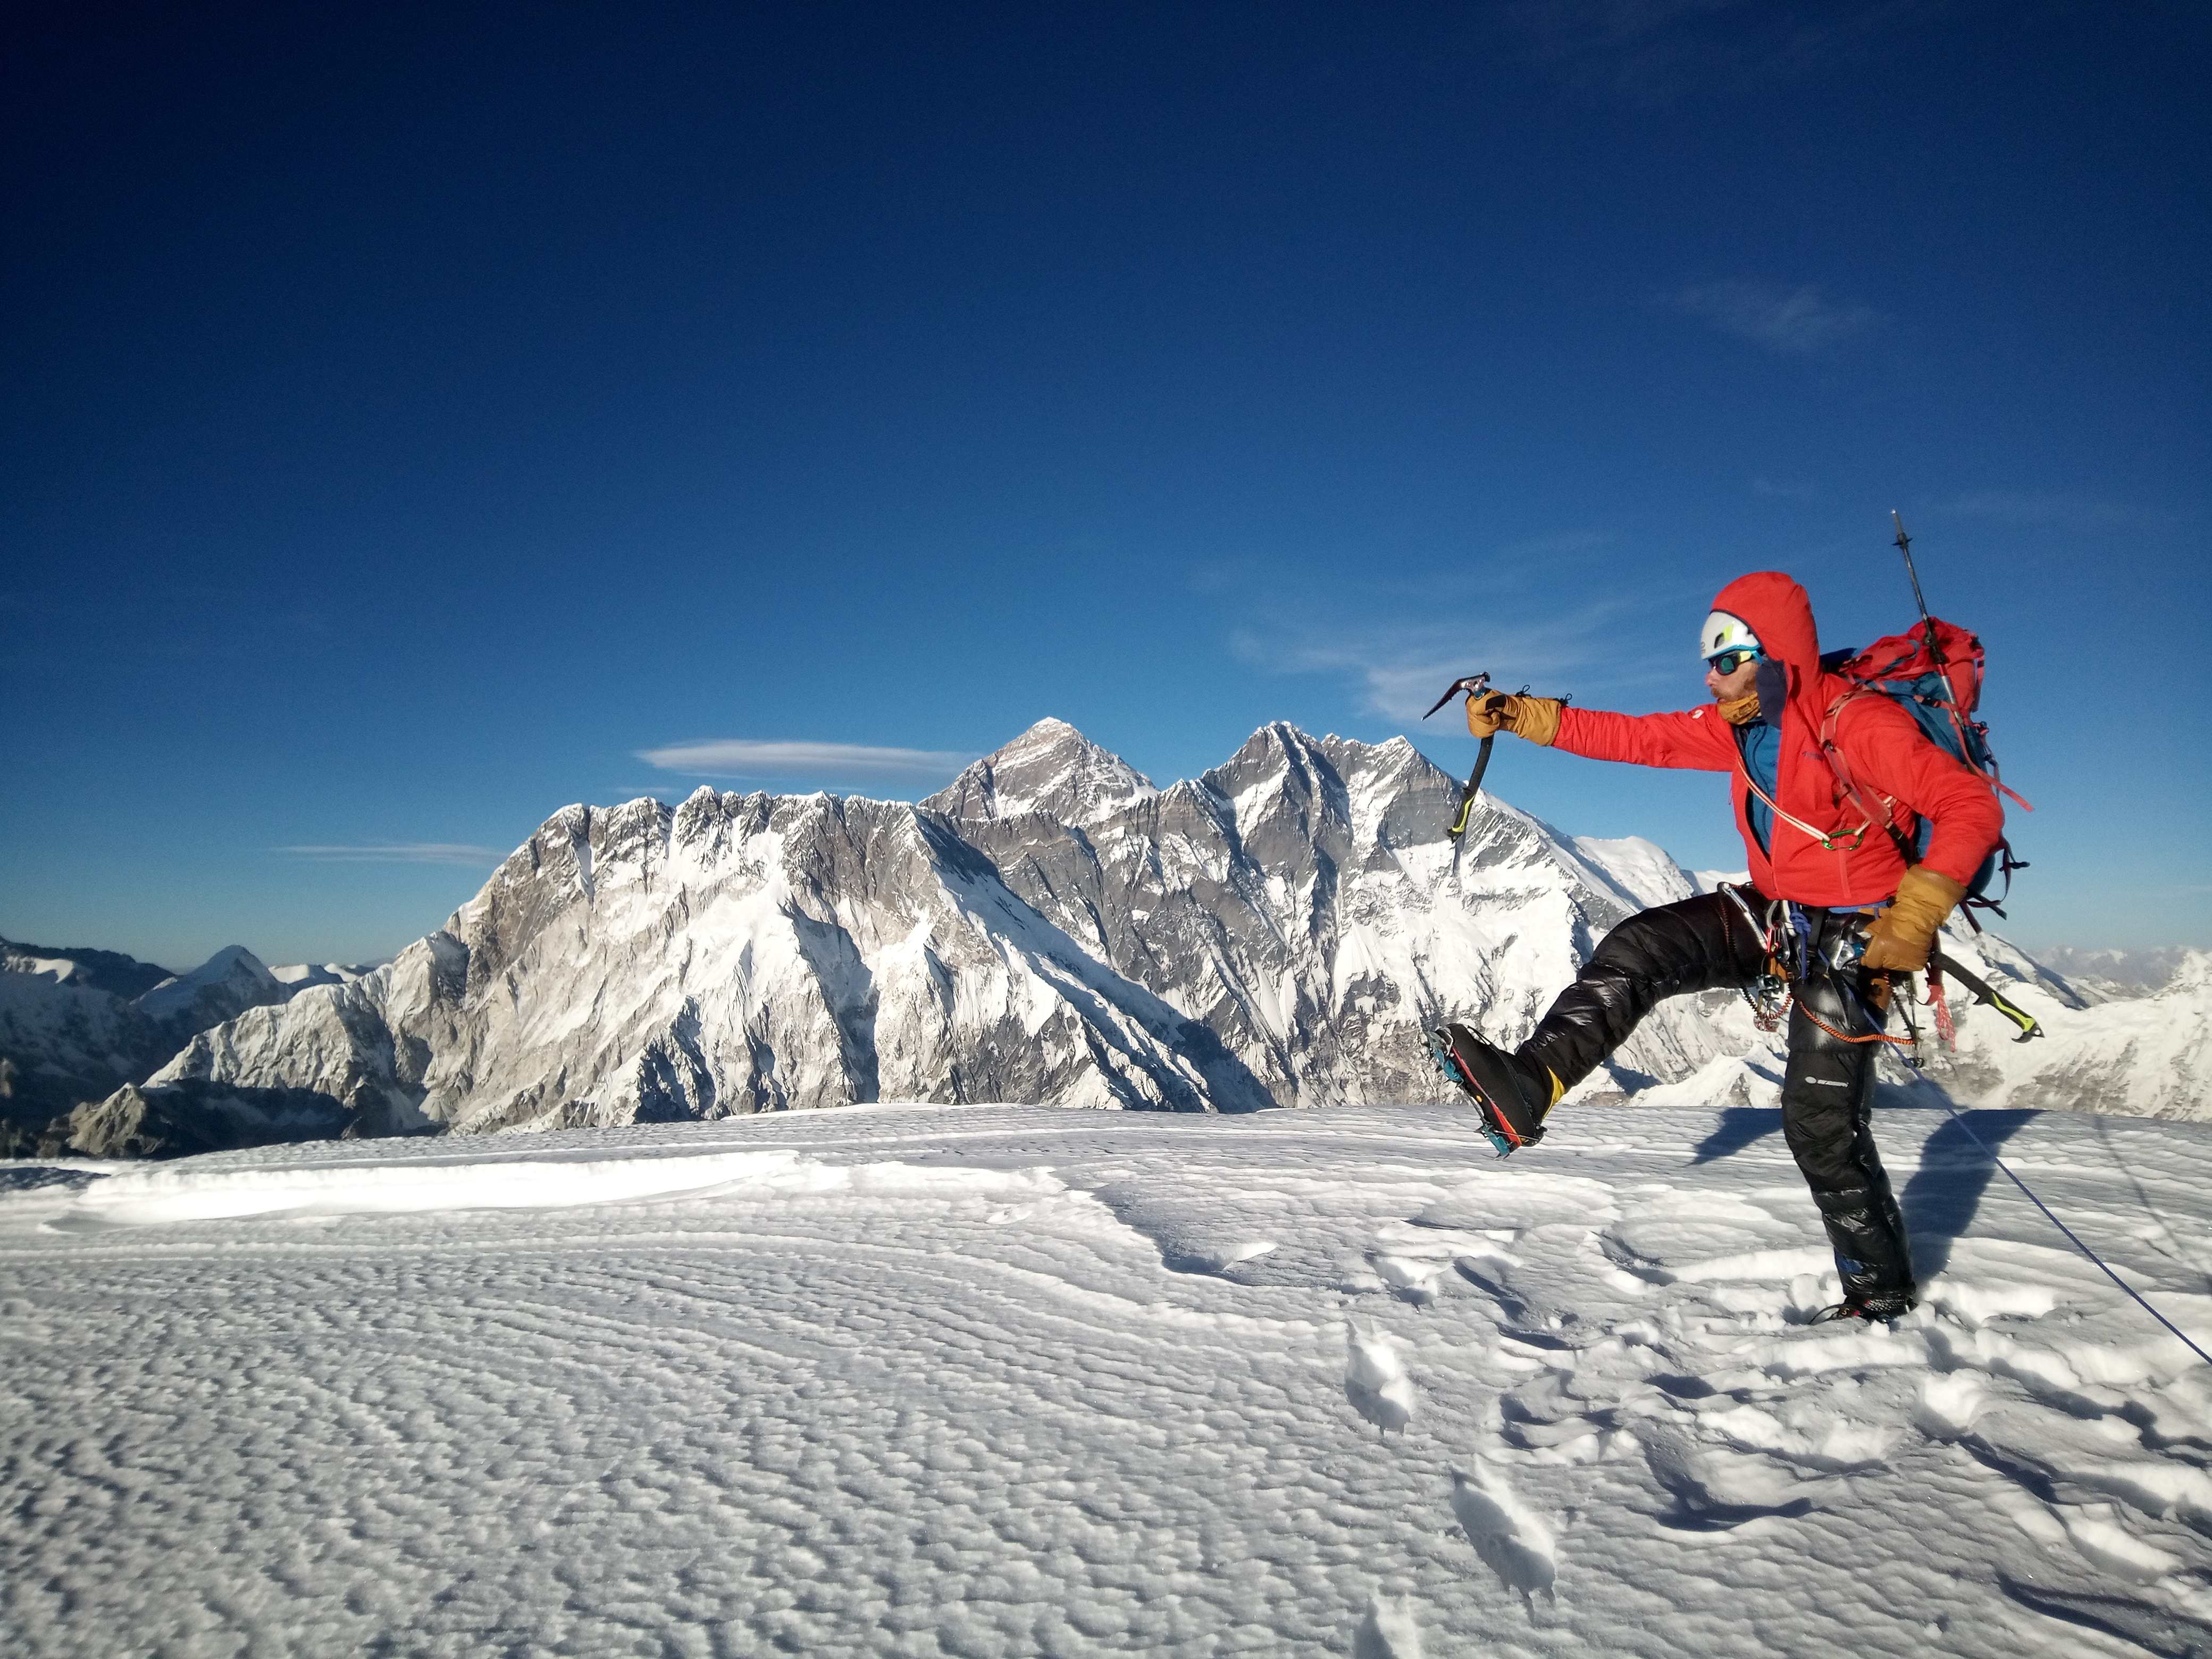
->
[1798,1002,1917,1050]
[1931,1100,2212,1370]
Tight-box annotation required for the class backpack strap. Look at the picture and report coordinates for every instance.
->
[1816,688,1918,866]
[1820,684,2030,915]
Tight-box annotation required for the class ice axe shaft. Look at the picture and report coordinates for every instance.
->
[1928,949,2045,1043]
[1421,673,1494,846]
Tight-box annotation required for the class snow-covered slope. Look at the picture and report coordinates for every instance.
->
[1920,942,2211,1120]
[0,937,173,1000]
[269,960,379,994]
[0,938,182,1128]
[2,1100,2206,1654]
[0,973,164,1130]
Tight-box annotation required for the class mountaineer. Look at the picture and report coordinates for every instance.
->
[1431,571,2005,1324]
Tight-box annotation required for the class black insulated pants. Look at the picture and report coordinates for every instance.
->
[1519,889,1914,1302]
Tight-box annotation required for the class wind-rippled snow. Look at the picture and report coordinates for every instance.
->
[3,1098,2209,1656]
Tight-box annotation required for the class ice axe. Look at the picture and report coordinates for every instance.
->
[1928,950,2046,1044]
[1422,672,1495,862]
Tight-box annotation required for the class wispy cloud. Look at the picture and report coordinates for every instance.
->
[1499,1,1920,105]
[636,739,977,780]
[1753,476,1822,501]
[275,843,505,866]
[1932,491,2176,532]
[1670,280,1881,356]
[1498,530,1615,561]
[1234,602,1637,723]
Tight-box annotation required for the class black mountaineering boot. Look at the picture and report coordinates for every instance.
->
[1425,1023,1553,1157]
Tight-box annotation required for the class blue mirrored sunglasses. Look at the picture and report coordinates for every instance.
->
[1705,648,1760,675]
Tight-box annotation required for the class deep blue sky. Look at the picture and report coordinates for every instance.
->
[5,2,2207,969]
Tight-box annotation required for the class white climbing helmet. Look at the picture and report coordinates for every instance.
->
[1699,610,1762,663]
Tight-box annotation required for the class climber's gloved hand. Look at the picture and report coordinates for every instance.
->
[1465,693,1564,747]
[1466,693,1511,738]
[1859,867,1969,975]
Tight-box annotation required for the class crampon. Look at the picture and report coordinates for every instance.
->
[1423,1024,1548,1158]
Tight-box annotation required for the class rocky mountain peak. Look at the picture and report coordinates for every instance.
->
[135,946,284,1032]
[923,717,1157,828]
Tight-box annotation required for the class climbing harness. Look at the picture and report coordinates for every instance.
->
[1721,884,1792,1032]
[1721,883,1918,1052]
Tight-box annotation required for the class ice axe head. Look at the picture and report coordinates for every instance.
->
[1422,672,1492,721]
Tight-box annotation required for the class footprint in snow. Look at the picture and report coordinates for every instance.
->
[1370,1252,1448,1305]
[1450,1460,1557,1606]
[1345,1322,1417,1436]
[1353,1593,1423,1658]
[1637,1423,1826,1531]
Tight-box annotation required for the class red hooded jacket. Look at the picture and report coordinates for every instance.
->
[1552,572,2005,907]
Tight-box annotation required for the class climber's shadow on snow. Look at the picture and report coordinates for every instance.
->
[1690,1107,1781,1164]
[1688,1103,2038,1282]
[1899,1107,2039,1279]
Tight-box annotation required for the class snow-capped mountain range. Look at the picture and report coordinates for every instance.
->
[0,941,375,1151]
[6,719,2207,1155]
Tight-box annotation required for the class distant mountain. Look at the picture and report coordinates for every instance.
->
[0,938,295,1144]
[2030,944,2191,1002]
[926,716,1158,827]
[1,937,175,1000]
[921,719,1761,1107]
[20,719,2212,1158]
[143,777,1266,1138]
[136,945,288,1037]
[1917,943,2210,1120]
[270,961,380,994]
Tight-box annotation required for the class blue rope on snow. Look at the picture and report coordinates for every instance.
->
[1933,1100,2212,1370]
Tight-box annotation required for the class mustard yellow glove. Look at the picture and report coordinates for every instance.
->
[1860,867,1968,975]
[1465,693,1563,747]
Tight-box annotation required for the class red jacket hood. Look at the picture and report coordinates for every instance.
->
[1711,571,1823,721]
[1711,571,1818,677]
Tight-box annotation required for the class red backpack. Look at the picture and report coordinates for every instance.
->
[1817,618,2031,918]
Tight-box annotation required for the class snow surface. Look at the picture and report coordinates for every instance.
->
[268,961,378,993]
[4,1096,2209,1655]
